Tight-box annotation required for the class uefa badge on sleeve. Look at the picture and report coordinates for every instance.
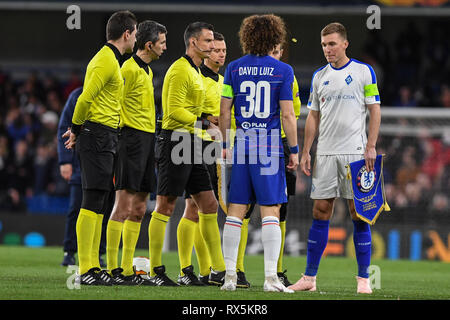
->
[346,154,390,225]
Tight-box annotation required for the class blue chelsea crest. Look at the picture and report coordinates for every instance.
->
[357,166,376,193]
[345,75,353,85]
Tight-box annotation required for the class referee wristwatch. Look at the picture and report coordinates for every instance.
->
[197,117,210,130]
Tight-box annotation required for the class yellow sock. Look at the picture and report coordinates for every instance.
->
[106,219,123,272]
[277,220,286,273]
[177,217,196,275]
[236,217,250,272]
[198,212,225,272]
[76,208,98,275]
[194,221,211,277]
[121,220,141,276]
[148,211,170,276]
[90,214,104,269]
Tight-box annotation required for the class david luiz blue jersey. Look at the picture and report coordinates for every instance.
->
[222,54,294,157]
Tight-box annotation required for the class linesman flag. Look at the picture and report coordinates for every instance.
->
[217,158,232,214]
[347,154,390,225]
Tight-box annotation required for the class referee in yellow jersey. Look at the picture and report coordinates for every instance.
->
[63,11,137,286]
[104,20,167,286]
[176,32,226,286]
[148,22,226,286]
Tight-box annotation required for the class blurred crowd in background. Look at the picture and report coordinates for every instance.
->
[361,21,450,108]
[0,70,82,211]
[0,20,448,222]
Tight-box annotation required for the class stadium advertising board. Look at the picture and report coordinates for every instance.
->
[0,213,448,262]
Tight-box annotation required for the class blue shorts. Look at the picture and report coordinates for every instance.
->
[228,155,287,206]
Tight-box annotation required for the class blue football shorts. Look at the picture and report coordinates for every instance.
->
[228,154,287,206]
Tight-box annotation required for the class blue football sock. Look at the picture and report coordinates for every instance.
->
[353,220,372,278]
[305,219,329,276]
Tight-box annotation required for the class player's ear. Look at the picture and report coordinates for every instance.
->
[123,29,131,42]
[343,39,349,49]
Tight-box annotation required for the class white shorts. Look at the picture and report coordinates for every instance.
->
[310,154,364,200]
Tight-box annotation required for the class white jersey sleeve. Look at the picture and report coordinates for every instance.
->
[307,66,326,112]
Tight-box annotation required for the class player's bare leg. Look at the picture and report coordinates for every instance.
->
[154,194,177,217]
[312,198,334,221]
[183,199,200,222]
[129,192,148,222]
[110,189,135,222]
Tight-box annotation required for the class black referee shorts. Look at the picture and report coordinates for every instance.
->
[185,140,220,200]
[282,137,297,196]
[76,121,118,191]
[114,126,157,193]
[156,129,212,197]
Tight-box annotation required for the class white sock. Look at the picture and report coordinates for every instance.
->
[222,216,242,276]
[261,216,281,278]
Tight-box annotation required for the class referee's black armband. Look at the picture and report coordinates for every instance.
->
[196,117,210,130]
[71,123,82,136]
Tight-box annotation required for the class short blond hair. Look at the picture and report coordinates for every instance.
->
[321,22,347,39]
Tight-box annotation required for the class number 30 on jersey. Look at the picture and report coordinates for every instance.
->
[240,80,271,119]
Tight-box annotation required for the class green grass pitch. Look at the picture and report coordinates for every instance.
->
[0,245,449,300]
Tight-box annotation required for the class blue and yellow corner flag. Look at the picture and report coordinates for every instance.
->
[347,154,390,225]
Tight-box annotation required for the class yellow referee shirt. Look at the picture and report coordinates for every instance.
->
[201,64,223,117]
[72,43,123,129]
[281,75,301,139]
[120,54,155,133]
[161,55,205,134]
[200,64,223,141]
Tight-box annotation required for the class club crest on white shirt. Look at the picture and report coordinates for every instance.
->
[345,75,353,85]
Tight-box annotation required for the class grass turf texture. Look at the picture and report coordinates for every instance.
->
[0,245,449,300]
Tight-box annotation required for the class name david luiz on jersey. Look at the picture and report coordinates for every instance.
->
[222,54,294,161]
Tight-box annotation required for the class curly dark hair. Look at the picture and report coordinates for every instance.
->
[238,14,287,56]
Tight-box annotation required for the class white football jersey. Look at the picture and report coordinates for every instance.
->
[307,58,380,155]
